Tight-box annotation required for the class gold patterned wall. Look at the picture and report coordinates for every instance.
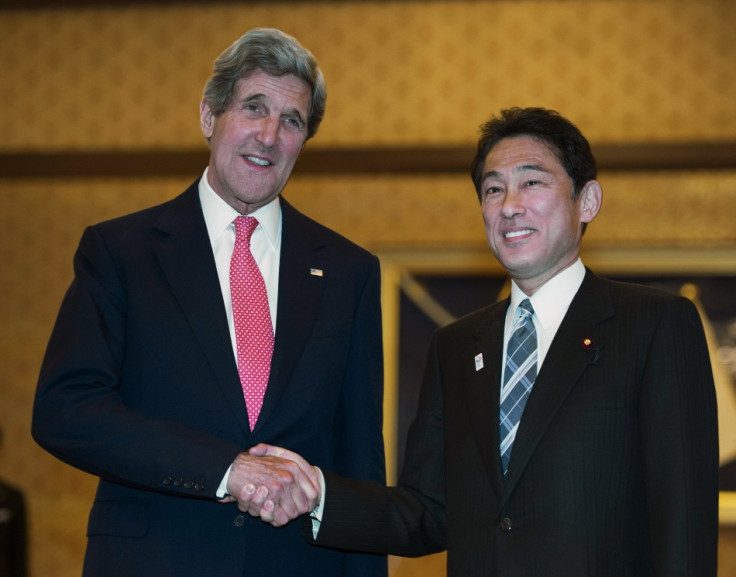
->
[1,1,736,576]
[2,0,735,149]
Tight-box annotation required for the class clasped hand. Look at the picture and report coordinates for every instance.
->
[222,444,320,527]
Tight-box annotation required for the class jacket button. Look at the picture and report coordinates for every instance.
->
[173,477,183,487]
[234,515,245,527]
[498,517,512,532]
[194,483,204,492]
[183,480,193,489]
[162,476,172,486]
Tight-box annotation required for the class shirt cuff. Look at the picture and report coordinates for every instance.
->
[216,464,233,499]
[309,467,326,539]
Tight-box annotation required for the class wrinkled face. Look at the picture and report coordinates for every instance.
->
[480,136,601,294]
[200,69,312,214]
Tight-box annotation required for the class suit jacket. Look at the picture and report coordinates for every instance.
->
[33,181,387,577]
[310,270,719,577]
[0,480,27,577]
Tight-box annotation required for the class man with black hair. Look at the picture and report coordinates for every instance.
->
[245,108,719,577]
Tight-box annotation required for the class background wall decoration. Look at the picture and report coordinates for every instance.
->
[1,1,735,575]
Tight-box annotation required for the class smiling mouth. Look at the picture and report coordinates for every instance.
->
[504,229,534,239]
[245,155,272,167]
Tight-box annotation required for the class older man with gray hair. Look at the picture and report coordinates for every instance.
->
[33,28,387,577]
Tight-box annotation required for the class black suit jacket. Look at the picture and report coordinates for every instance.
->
[0,480,27,577]
[311,270,719,577]
[33,181,387,576]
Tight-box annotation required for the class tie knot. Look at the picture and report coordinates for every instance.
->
[512,299,534,331]
[519,298,534,316]
[233,216,259,246]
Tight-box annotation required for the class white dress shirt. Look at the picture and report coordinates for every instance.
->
[503,258,586,380]
[198,168,282,497]
[198,167,282,356]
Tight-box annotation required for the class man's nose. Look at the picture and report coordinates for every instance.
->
[256,116,279,147]
[500,188,525,218]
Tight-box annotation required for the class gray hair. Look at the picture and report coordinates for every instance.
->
[202,28,326,139]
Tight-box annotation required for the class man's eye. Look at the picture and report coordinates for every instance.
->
[485,186,502,195]
[283,117,303,131]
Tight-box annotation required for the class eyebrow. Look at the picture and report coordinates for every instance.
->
[482,163,550,182]
[243,93,307,125]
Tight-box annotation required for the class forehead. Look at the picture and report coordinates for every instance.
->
[483,135,563,175]
[234,69,312,114]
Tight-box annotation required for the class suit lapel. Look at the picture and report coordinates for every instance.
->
[500,271,613,503]
[466,300,509,500]
[253,199,326,433]
[151,183,251,437]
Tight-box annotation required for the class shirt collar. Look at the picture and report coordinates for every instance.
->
[198,167,281,248]
[509,259,586,330]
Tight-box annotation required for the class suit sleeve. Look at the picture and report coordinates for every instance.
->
[332,257,386,482]
[639,297,719,576]
[32,226,241,498]
[332,257,390,575]
[307,329,447,558]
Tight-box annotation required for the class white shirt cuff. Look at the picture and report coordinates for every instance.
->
[216,464,233,498]
[310,467,326,539]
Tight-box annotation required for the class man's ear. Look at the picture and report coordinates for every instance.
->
[580,180,603,224]
[200,100,214,139]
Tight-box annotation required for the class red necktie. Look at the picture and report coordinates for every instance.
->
[230,216,274,431]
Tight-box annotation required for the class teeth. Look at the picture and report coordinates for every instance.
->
[246,155,270,166]
[505,229,533,239]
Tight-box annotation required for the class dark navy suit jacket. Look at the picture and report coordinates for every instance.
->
[33,181,387,576]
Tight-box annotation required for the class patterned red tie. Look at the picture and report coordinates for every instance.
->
[230,216,274,431]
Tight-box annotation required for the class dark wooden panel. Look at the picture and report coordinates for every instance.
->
[1,143,735,178]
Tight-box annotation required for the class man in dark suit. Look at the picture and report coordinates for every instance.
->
[0,480,26,577]
[32,28,386,577]
[0,430,28,577]
[246,107,720,576]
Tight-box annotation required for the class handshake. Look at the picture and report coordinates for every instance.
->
[221,444,321,527]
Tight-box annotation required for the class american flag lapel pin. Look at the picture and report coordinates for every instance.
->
[474,353,484,371]
[310,268,324,277]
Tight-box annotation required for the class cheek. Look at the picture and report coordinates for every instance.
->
[209,127,232,155]
[482,213,502,252]
[481,202,496,226]
[284,137,307,161]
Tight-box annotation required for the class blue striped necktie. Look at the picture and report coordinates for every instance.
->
[499,299,537,476]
